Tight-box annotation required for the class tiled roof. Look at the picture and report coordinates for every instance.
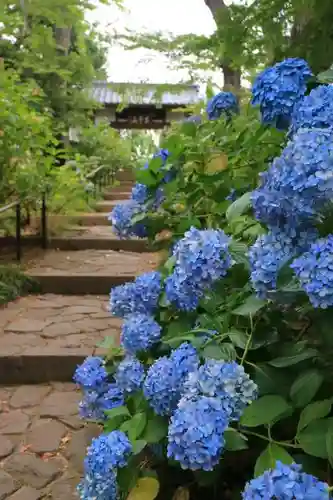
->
[91,81,201,106]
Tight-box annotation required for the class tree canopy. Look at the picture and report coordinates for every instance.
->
[116,0,333,88]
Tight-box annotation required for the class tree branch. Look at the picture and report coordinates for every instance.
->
[204,0,227,21]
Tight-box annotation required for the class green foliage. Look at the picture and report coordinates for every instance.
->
[98,98,333,497]
[0,265,37,305]
[117,0,333,85]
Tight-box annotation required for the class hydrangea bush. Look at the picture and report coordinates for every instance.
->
[74,60,333,499]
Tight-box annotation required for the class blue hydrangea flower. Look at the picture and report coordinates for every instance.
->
[167,396,229,471]
[115,357,145,393]
[143,343,199,416]
[291,234,333,308]
[131,183,148,204]
[85,431,132,473]
[165,268,201,312]
[184,359,257,421]
[78,469,117,499]
[166,227,232,311]
[74,356,108,391]
[121,313,162,354]
[252,128,333,227]
[207,91,239,120]
[170,342,199,379]
[242,461,330,499]
[249,229,297,298]
[291,85,333,135]
[109,271,162,318]
[251,58,312,129]
[78,431,132,500]
[79,384,124,421]
[109,200,147,239]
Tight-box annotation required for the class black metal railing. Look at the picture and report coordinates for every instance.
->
[0,165,115,262]
[0,193,48,262]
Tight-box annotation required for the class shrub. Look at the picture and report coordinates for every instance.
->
[75,62,333,499]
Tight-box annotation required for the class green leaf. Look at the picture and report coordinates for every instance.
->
[240,395,291,427]
[224,428,248,451]
[226,191,251,222]
[254,443,294,477]
[124,413,147,441]
[203,343,236,361]
[117,463,139,496]
[269,349,318,368]
[97,336,115,348]
[232,295,266,317]
[326,419,333,467]
[298,399,333,432]
[127,477,159,500]
[105,405,130,419]
[132,439,148,455]
[290,370,323,408]
[143,414,168,443]
[297,419,332,458]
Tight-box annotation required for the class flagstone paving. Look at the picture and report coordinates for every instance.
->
[0,383,97,499]
[0,173,154,497]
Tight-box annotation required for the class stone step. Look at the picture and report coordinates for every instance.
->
[0,381,99,498]
[26,249,159,294]
[32,212,110,227]
[0,231,149,252]
[103,190,131,200]
[95,200,126,213]
[0,295,119,384]
[115,169,135,182]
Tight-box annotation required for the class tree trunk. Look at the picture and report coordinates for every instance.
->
[204,0,241,89]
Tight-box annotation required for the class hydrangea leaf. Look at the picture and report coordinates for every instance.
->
[143,414,168,444]
[205,153,228,174]
[232,295,266,317]
[127,477,160,500]
[297,418,332,458]
[226,191,251,222]
[254,443,294,477]
[290,369,324,408]
[240,395,291,427]
[224,428,248,451]
[326,419,333,468]
[298,399,333,433]
[131,439,148,455]
[121,413,147,442]
[268,348,318,368]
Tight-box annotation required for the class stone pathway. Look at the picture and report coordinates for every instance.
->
[0,172,156,497]
[0,383,97,499]
[0,295,121,384]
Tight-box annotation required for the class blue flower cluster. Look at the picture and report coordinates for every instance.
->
[143,343,199,416]
[78,431,132,499]
[115,356,145,393]
[251,58,312,129]
[242,461,330,499]
[109,200,147,239]
[131,183,148,204]
[291,85,333,135]
[183,359,258,420]
[167,359,257,470]
[79,383,124,421]
[167,396,229,471]
[252,128,333,227]
[121,313,162,354]
[109,271,162,318]
[206,91,239,120]
[291,235,333,308]
[165,227,232,311]
[74,357,124,421]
